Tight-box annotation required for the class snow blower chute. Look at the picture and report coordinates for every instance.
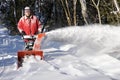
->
[17,33,45,68]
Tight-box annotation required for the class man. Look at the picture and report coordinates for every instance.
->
[18,6,42,50]
[18,6,42,36]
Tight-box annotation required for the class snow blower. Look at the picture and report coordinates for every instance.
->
[17,33,45,68]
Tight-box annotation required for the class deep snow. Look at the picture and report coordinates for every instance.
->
[1,24,120,80]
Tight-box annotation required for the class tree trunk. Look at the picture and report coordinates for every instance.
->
[65,0,72,25]
[113,0,119,12]
[73,0,77,26]
[92,0,101,24]
[60,0,71,26]
[113,0,120,24]
[79,0,88,24]
[12,0,17,25]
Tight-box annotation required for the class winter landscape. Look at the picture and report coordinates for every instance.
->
[1,24,120,80]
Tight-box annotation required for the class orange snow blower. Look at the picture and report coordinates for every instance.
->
[17,33,45,68]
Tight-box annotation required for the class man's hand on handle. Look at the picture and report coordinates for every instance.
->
[21,31,26,35]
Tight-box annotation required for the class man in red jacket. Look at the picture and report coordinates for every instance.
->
[18,6,42,36]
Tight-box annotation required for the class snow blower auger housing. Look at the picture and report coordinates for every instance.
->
[17,33,45,68]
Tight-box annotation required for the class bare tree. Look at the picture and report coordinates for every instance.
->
[79,0,88,24]
[73,0,77,26]
[112,0,120,24]
[12,0,17,25]
[91,0,101,24]
[60,0,71,26]
[60,0,78,26]
[113,0,119,12]
[65,0,72,25]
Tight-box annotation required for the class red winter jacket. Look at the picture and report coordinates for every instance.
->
[18,15,41,35]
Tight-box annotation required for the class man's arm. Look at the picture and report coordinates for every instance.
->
[18,18,26,35]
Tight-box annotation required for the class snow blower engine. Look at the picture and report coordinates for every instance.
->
[24,35,36,50]
[17,33,45,68]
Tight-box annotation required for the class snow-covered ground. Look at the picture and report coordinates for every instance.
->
[1,24,120,80]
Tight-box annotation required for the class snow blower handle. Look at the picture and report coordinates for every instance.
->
[22,35,37,40]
